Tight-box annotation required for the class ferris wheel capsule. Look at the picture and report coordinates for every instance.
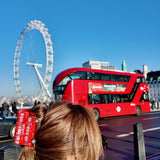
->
[49,51,54,55]
[46,34,51,38]
[43,28,48,31]
[41,23,45,27]
[48,42,53,46]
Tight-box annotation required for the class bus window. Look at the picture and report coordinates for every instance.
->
[102,95,108,103]
[124,76,130,82]
[93,94,100,104]
[136,77,145,83]
[113,95,121,103]
[136,77,141,83]
[54,76,71,98]
[88,94,96,104]
[89,94,131,104]
[59,76,71,86]
[87,72,100,80]
[110,75,116,81]
[69,71,87,80]
[101,74,130,82]
[120,94,130,102]
[54,94,62,101]
[101,74,111,81]
[140,92,149,102]
[109,95,113,103]
[102,94,112,103]
[88,94,102,104]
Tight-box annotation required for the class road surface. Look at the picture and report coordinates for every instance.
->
[1,110,160,160]
[99,110,160,160]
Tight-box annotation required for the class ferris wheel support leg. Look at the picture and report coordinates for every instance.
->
[33,65,51,98]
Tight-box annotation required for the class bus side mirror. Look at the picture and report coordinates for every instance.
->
[102,135,108,150]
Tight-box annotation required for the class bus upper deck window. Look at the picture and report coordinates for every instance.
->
[136,77,145,83]
[136,78,141,83]
[87,72,100,80]
[101,74,110,81]
[59,76,71,86]
[69,71,87,80]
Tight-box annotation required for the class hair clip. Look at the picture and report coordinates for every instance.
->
[31,139,36,144]
[35,119,40,123]
[14,109,38,147]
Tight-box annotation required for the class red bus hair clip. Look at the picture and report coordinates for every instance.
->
[14,109,38,147]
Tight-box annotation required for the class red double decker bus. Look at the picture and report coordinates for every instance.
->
[53,68,150,120]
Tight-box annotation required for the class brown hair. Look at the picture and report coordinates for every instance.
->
[18,101,103,160]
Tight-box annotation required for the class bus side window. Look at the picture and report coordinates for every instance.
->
[108,95,112,103]
[102,95,108,103]
[111,75,116,81]
[115,95,121,103]
[136,77,144,83]
[87,72,92,80]
[69,71,87,80]
[93,73,100,80]
[94,94,100,104]
[88,94,96,104]
[88,94,104,104]
[88,94,92,104]
[101,74,111,81]
[140,92,149,102]
[112,95,116,103]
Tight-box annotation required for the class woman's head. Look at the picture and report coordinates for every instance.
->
[18,101,103,160]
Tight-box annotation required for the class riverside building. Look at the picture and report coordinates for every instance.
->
[146,70,160,104]
[82,60,115,70]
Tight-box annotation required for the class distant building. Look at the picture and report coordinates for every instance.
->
[146,69,160,103]
[147,71,160,82]
[82,60,115,70]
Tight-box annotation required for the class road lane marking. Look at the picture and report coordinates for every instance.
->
[143,127,160,133]
[116,132,133,138]
[116,127,160,138]
[143,117,160,120]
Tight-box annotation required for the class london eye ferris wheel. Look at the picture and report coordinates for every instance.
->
[13,20,54,103]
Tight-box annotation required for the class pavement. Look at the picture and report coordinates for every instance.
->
[0,145,21,160]
[150,108,160,112]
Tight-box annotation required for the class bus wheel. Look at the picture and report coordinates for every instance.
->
[136,106,141,116]
[92,108,100,121]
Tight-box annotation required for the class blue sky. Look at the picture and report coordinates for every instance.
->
[1,0,160,97]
